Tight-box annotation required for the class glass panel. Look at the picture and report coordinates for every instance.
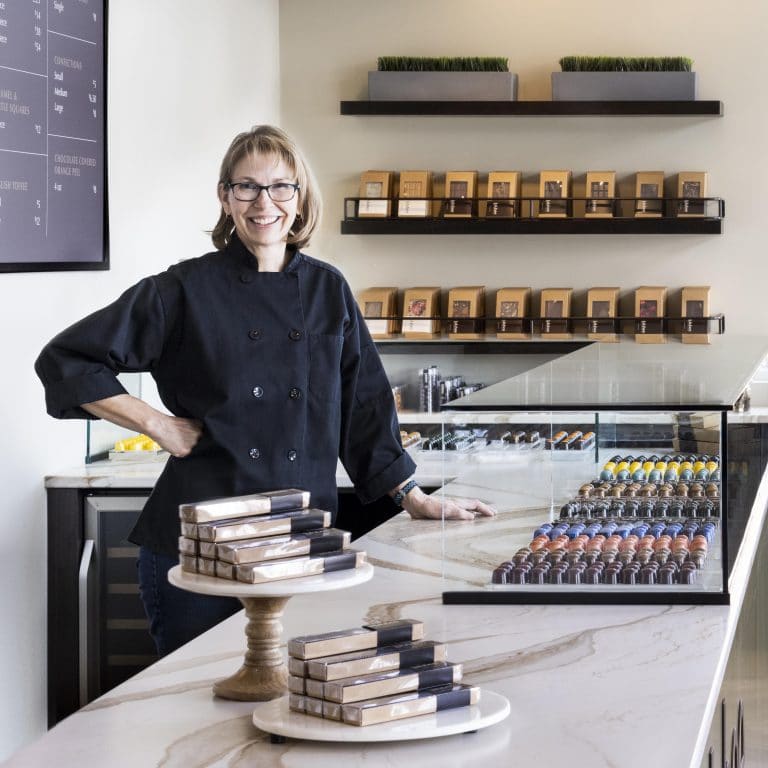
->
[439,408,723,599]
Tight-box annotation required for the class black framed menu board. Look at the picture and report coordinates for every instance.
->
[0,0,107,272]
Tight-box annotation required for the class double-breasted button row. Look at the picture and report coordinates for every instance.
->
[251,386,302,399]
[248,447,298,462]
[248,329,302,340]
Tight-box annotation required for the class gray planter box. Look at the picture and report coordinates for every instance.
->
[368,71,517,101]
[552,71,697,101]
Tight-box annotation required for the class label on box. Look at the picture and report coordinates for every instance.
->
[359,200,389,216]
[403,318,433,333]
[365,319,389,335]
[398,200,429,217]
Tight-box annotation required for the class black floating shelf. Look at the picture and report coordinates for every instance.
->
[341,218,722,235]
[340,100,724,116]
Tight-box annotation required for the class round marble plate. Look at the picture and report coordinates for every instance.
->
[252,691,510,742]
[168,562,373,598]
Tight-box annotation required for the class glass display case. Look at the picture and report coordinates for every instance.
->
[435,336,768,605]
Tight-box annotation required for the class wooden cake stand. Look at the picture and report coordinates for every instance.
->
[167,563,373,701]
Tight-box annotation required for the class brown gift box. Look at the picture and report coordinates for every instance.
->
[447,286,485,339]
[397,171,433,217]
[402,287,441,338]
[483,172,521,218]
[495,287,531,339]
[540,288,572,339]
[585,171,616,218]
[538,170,571,218]
[635,286,667,344]
[635,171,665,218]
[358,171,392,217]
[443,171,477,217]
[587,287,620,342]
[676,172,708,217]
[681,286,711,345]
[357,287,400,338]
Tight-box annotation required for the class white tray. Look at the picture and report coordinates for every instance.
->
[252,690,510,743]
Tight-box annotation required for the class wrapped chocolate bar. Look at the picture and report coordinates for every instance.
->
[216,529,351,564]
[234,550,367,584]
[214,561,235,580]
[306,640,447,681]
[179,488,310,523]
[319,661,462,704]
[288,619,425,660]
[322,701,343,721]
[341,683,480,727]
[179,554,198,573]
[178,536,198,556]
[288,693,307,713]
[288,675,307,694]
[195,509,331,543]
[288,657,309,677]
[197,557,216,577]
[304,696,325,718]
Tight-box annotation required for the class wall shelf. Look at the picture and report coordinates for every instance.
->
[341,217,723,235]
[340,100,724,117]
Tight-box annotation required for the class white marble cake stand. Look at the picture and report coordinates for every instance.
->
[168,563,373,702]
[252,690,511,743]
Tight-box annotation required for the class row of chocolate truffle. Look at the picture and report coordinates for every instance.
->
[598,454,720,484]
[560,497,719,519]
[490,518,717,586]
[492,557,701,585]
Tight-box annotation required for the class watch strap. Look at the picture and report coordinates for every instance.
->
[393,479,419,508]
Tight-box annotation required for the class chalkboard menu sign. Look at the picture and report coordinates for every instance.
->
[0,0,106,272]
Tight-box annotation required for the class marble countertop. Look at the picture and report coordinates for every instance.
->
[15,453,768,767]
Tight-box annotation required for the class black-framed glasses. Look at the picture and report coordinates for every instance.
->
[226,181,300,202]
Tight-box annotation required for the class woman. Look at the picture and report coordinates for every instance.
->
[36,125,494,655]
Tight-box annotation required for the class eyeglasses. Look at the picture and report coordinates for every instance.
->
[226,181,300,202]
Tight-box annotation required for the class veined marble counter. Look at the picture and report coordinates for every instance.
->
[16,453,768,767]
[44,456,447,491]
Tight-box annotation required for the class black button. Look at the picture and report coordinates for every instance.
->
[289,387,301,400]
[287,449,298,461]
[288,329,303,341]
[240,273,253,284]
[252,386,264,398]
[248,329,262,340]
[249,448,261,459]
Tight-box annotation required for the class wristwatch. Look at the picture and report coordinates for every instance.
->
[392,479,419,508]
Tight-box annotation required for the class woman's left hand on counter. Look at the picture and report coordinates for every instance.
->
[402,487,496,521]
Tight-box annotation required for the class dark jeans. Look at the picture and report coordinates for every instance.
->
[137,547,241,656]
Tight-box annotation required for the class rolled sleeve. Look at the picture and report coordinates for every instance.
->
[34,275,170,420]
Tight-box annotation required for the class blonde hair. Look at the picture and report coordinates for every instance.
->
[211,125,321,251]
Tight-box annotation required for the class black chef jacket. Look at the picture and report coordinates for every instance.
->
[35,235,416,557]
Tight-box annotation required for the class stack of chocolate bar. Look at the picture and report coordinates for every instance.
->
[287,619,480,726]
[178,488,366,583]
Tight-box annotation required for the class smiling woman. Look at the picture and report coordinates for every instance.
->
[34,124,494,657]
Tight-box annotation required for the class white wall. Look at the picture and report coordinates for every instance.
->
[279,0,768,330]
[0,0,279,758]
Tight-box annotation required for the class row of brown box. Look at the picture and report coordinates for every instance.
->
[359,285,712,343]
[358,170,709,218]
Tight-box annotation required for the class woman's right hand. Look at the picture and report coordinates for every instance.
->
[151,415,204,458]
